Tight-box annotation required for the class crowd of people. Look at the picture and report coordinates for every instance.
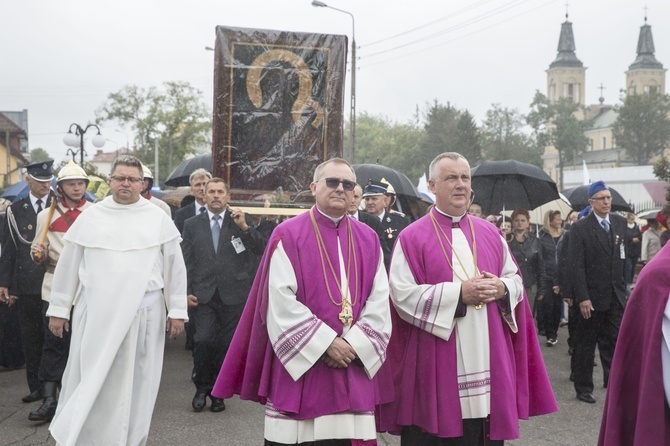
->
[0,151,668,445]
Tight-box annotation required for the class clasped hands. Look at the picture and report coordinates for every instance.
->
[0,287,17,307]
[461,271,505,308]
[323,337,356,369]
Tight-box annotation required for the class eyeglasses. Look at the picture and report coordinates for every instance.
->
[318,178,357,191]
[110,175,144,184]
[590,195,612,202]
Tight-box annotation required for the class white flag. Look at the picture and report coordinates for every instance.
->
[582,160,590,186]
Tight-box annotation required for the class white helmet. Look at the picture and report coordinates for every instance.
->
[141,163,154,180]
[57,161,89,184]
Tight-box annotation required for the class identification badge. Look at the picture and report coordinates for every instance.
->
[231,236,246,254]
[620,243,625,260]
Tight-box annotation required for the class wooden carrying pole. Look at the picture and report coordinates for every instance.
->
[33,190,56,262]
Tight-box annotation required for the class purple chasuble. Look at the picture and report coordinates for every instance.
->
[212,208,381,419]
[598,242,670,446]
[376,209,556,440]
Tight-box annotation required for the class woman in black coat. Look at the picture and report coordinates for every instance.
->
[508,208,545,332]
[538,210,567,346]
[624,212,642,288]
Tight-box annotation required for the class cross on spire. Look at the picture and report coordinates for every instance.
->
[565,0,569,19]
[644,4,648,22]
[598,83,606,104]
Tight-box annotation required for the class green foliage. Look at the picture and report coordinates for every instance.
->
[350,112,424,182]
[29,148,51,163]
[527,91,589,187]
[612,92,670,165]
[95,81,211,184]
[653,156,670,213]
[480,104,540,166]
[420,100,481,171]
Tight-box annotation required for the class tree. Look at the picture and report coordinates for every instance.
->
[96,81,211,184]
[350,112,424,182]
[653,156,670,214]
[480,104,540,166]
[612,91,670,165]
[420,100,481,174]
[527,91,589,189]
[30,148,51,163]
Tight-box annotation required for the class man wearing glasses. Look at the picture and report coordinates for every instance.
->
[46,155,188,445]
[212,158,391,445]
[567,180,627,404]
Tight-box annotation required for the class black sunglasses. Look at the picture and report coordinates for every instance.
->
[319,178,357,191]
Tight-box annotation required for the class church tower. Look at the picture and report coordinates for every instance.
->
[625,17,666,95]
[546,15,586,105]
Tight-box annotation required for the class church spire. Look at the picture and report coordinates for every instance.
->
[549,19,583,69]
[628,20,664,70]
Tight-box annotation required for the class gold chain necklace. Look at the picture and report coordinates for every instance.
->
[429,209,483,309]
[309,208,359,325]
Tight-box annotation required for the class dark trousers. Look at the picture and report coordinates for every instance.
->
[192,291,245,393]
[17,294,44,392]
[0,302,24,369]
[572,298,624,394]
[567,302,579,350]
[401,421,504,446]
[38,301,71,383]
[624,257,637,286]
[541,291,562,340]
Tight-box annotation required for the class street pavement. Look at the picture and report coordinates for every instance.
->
[0,323,604,446]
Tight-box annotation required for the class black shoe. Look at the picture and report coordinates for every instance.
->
[28,382,58,422]
[22,388,43,403]
[210,397,226,413]
[545,338,557,347]
[192,392,207,412]
[577,392,596,404]
[28,399,57,422]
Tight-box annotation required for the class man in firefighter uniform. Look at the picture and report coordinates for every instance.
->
[28,161,93,422]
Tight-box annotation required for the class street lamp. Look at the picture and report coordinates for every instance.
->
[63,123,106,167]
[115,129,130,150]
[312,0,356,161]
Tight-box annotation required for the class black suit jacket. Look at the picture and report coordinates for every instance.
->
[181,211,265,305]
[357,211,392,271]
[0,196,50,295]
[568,212,627,311]
[173,203,202,235]
[379,210,409,259]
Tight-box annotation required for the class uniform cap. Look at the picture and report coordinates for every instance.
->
[25,160,54,182]
[362,180,388,197]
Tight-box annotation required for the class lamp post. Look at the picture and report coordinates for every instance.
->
[63,124,106,167]
[312,0,356,162]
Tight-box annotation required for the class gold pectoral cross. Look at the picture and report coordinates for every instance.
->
[339,299,353,326]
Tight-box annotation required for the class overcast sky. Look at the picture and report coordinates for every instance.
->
[2,0,668,164]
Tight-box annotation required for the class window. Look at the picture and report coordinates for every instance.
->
[602,137,607,149]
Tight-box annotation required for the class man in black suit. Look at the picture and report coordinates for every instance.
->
[363,180,408,261]
[181,178,265,413]
[173,168,212,234]
[568,180,627,404]
[348,184,391,270]
[0,160,53,403]
[173,168,212,351]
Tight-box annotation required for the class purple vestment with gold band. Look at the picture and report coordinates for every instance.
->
[212,208,384,419]
[376,209,557,440]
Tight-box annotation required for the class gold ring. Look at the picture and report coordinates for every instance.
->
[474,304,483,310]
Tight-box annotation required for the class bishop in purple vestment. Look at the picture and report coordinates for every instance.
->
[212,158,391,445]
[377,152,557,444]
[598,242,670,445]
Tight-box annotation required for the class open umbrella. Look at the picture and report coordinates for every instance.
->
[1,178,96,202]
[165,153,212,187]
[471,160,560,214]
[561,185,632,213]
[353,164,421,198]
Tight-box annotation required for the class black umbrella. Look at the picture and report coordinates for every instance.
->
[164,153,212,187]
[562,185,633,213]
[353,164,421,199]
[470,160,560,214]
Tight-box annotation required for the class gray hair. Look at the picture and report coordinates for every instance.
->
[428,152,469,180]
[189,168,212,186]
[111,155,143,178]
[313,158,356,182]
